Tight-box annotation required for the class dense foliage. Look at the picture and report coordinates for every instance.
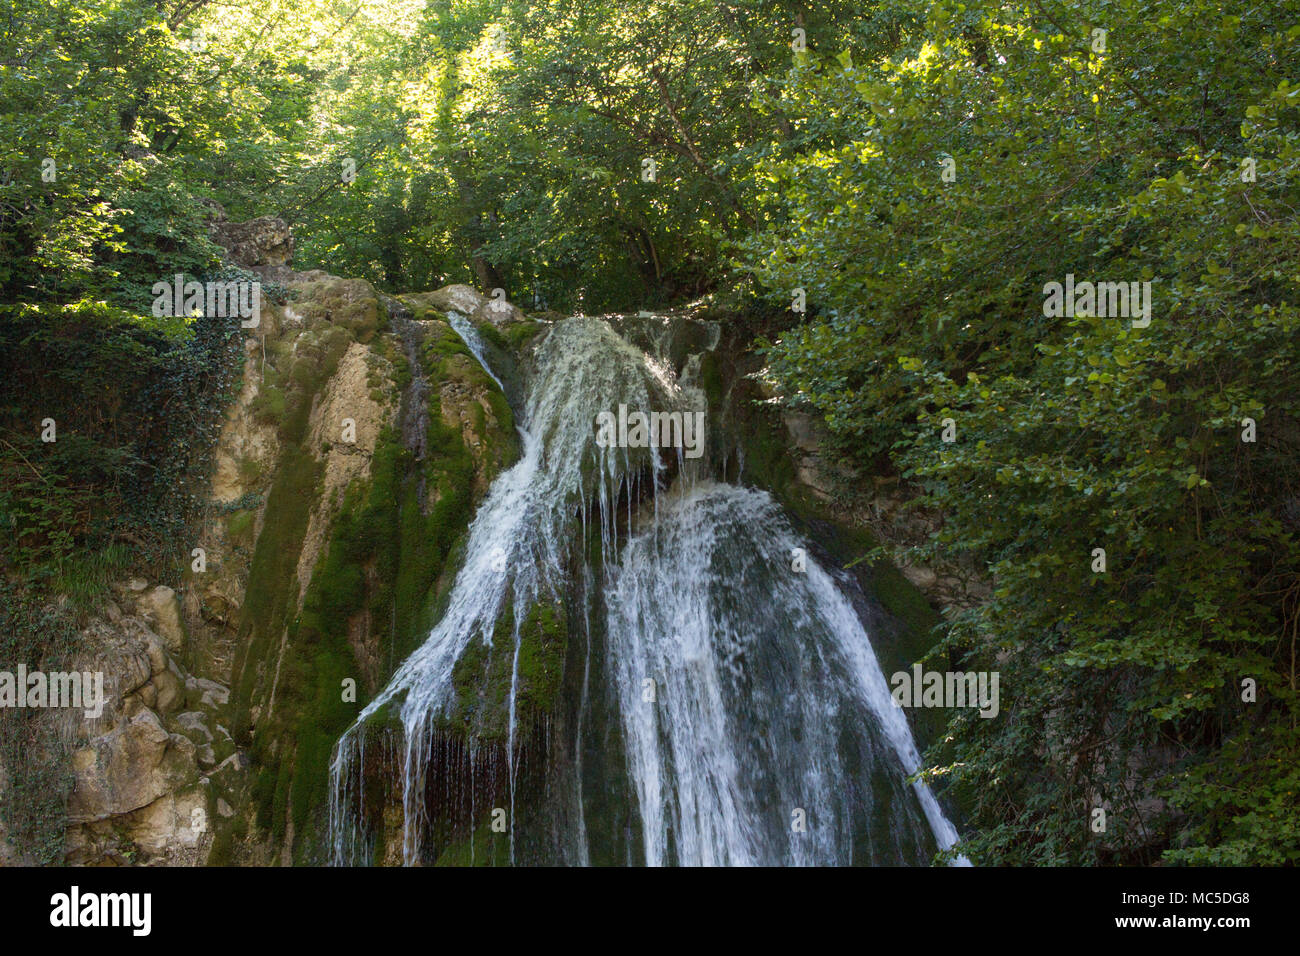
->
[2,0,1294,864]
[0,579,80,863]
[0,300,243,579]
[743,0,1299,865]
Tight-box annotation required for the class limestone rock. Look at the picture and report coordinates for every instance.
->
[152,667,184,714]
[140,585,185,652]
[126,788,211,854]
[185,677,229,710]
[65,787,211,865]
[470,296,526,327]
[900,564,938,590]
[68,709,197,824]
[143,629,168,676]
[210,215,294,267]
[78,615,161,723]
[774,386,992,614]
[782,411,823,453]
[294,340,393,603]
[176,711,214,743]
[424,283,487,315]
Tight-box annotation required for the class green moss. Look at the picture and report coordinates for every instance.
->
[872,560,941,654]
[475,321,508,351]
[504,320,543,350]
[247,414,501,856]
[422,322,473,364]
[280,325,352,444]
[698,349,725,410]
[226,508,254,544]
[477,318,543,354]
[361,696,401,738]
[444,607,514,740]
[735,387,806,510]
[207,810,250,866]
[250,383,286,425]
[390,349,412,393]
[229,444,320,741]
[237,455,263,485]
[226,305,527,860]
[291,280,381,342]
[226,320,360,857]
[443,597,568,741]
[433,816,511,866]
[253,762,277,831]
[270,755,292,845]
[516,600,567,714]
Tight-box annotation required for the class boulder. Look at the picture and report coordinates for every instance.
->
[210,216,294,267]
[470,296,527,327]
[153,667,184,715]
[67,710,197,823]
[424,284,487,315]
[782,411,823,453]
[184,677,230,710]
[125,788,210,854]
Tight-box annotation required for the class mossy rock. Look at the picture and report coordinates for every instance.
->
[422,321,472,362]
[443,597,569,742]
[473,318,543,354]
[515,600,567,715]
[433,816,511,867]
[250,383,286,425]
[291,278,382,342]
[225,508,255,545]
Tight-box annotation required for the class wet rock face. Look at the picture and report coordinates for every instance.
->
[191,275,519,864]
[209,215,295,268]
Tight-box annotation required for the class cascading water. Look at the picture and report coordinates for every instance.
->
[447,311,507,395]
[607,484,966,865]
[329,312,967,866]
[329,316,684,864]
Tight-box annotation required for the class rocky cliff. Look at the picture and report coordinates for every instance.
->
[0,214,530,863]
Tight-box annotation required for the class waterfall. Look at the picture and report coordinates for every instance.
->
[447,311,506,395]
[607,483,968,865]
[329,313,967,866]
